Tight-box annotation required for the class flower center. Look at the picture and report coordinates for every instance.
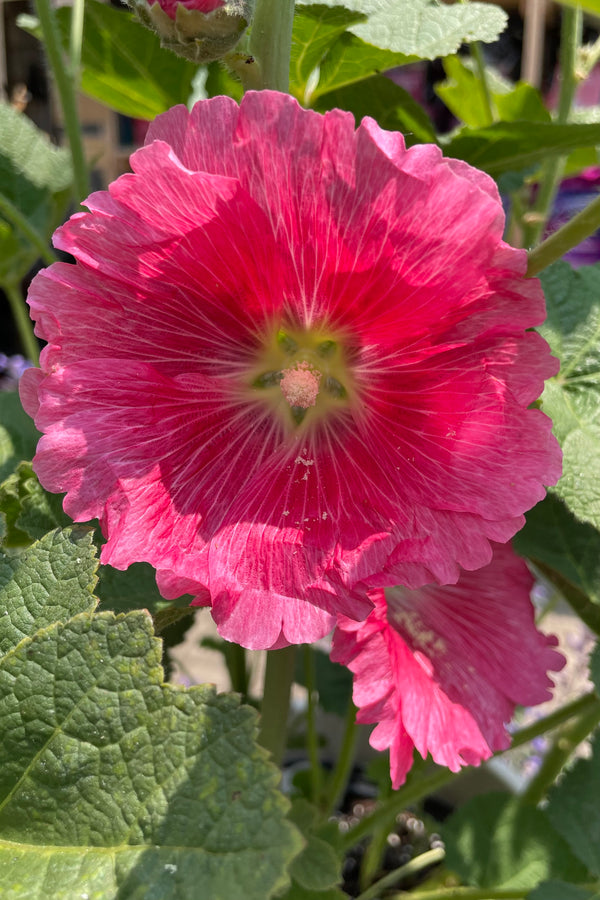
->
[248,326,354,430]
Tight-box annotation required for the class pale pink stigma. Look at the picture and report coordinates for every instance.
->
[280,361,321,409]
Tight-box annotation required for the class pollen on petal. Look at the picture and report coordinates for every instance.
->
[279,361,321,409]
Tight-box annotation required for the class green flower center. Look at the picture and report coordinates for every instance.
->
[249,326,353,429]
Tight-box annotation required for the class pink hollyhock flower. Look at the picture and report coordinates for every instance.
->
[21,92,561,650]
[332,543,564,788]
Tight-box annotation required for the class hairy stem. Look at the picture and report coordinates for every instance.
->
[249,0,295,91]
[323,699,358,816]
[355,847,445,900]
[4,281,40,366]
[527,192,600,275]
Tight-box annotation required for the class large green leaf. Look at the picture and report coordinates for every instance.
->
[308,32,413,101]
[528,883,598,900]
[546,735,600,878]
[50,0,197,119]
[290,4,366,100]
[0,104,71,286]
[444,794,589,890]
[444,121,600,177]
[0,461,68,549]
[299,0,507,58]
[0,528,302,899]
[538,263,600,530]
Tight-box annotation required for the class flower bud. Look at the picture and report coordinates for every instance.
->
[128,0,252,63]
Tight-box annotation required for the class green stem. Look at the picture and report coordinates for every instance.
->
[471,42,496,125]
[522,6,582,248]
[340,691,600,851]
[389,888,527,900]
[323,699,358,816]
[69,0,85,75]
[223,642,249,699]
[521,703,600,806]
[258,646,296,766]
[248,0,295,92]
[527,192,600,276]
[0,193,56,267]
[34,0,89,204]
[3,281,40,366]
[304,646,323,804]
[354,847,445,900]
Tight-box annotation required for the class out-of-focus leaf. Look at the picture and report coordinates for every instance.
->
[0,391,40,484]
[538,263,600,530]
[300,0,507,58]
[315,74,437,145]
[444,794,590,889]
[444,121,600,176]
[295,648,353,717]
[0,104,71,285]
[51,0,197,119]
[546,734,600,877]
[528,883,598,900]
[0,461,68,548]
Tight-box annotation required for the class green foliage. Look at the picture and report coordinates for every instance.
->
[546,734,600,878]
[0,104,71,286]
[0,527,303,899]
[294,647,353,717]
[443,794,590,890]
[282,799,342,895]
[300,0,507,58]
[538,263,600,531]
[444,121,600,177]
[437,55,550,128]
[0,461,68,548]
[0,392,40,485]
[26,0,198,119]
[528,883,599,900]
[591,641,600,694]
[314,73,437,144]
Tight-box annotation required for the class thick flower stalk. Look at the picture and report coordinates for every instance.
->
[332,543,564,788]
[128,0,251,63]
[21,92,561,650]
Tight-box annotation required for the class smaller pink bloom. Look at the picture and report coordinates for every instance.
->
[331,543,564,789]
[150,0,224,20]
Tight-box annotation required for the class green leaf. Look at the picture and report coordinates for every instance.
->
[96,560,192,618]
[513,495,600,607]
[315,73,437,145]
[0,104,71,286]
[436,55,550,128]
[444,794,589,889]
[294,648,353,717]
[300,0,507,59]
[591,642,600,696]
[0,392,40,484]
[0,462,68,549]
[309,32,414,101]
[528,882,598,900]
[0,528,302,899]
[205,60,243,101]
[52,0,197,119]
[290,4,367,99]
[538,263,600,530]
[444,121,600,177]
[0,527,98,656]
[546,734,600,877]
[285,799,342,892]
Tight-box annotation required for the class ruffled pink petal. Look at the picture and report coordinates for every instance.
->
[25,91,561,649]
[332,543,564,788]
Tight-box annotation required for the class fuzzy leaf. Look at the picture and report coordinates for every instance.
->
[444,794,589,889]
[302,0,507,58]
[0,105,71,286]
[546,734,600,877]
[0,462,68,548]
[30,0,198,119]
[0,529,302,899]
[538,263,600,530]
